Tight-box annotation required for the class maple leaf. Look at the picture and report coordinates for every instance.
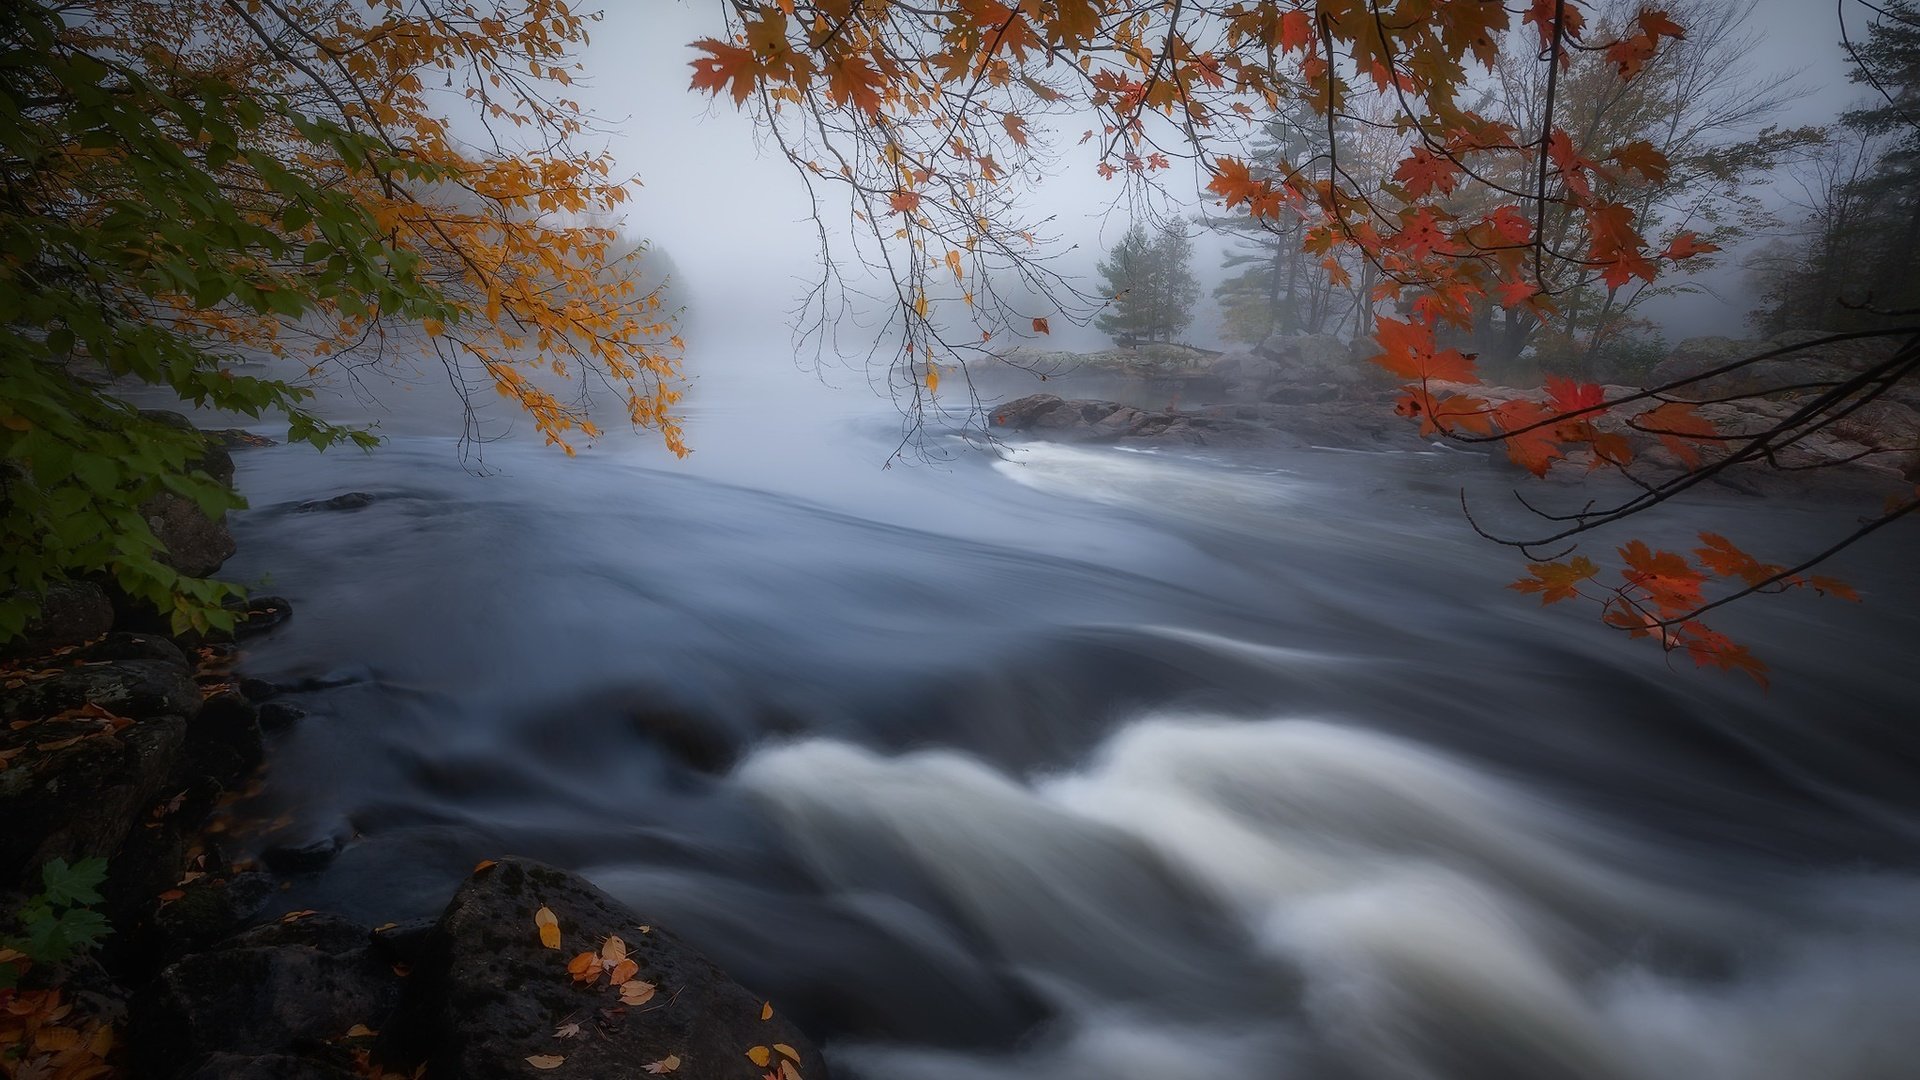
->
[1546,129,1593,199]
[644,1056,682,1075]
[1638,10,1686,41]
[1495,279,1540,308]
[1809,575,1860,601]
[1002,114,1029,147]
[1493,399,1566,476]
[888,191,921,214]
[1394,148,1459,198]
[1635,400,1717,468]
[1693,532,1777,586]
[1544,376,1605,415]
[1618,539,1706,616]
[1279,10,1313,51]
[689,39,761,106]
[825,54,886,117]
[1661,233,1719,261]
[1510,556,1600,604]
[1610,140,1669,183]
[1370,316,1478,383]
[1396,207,1451,260]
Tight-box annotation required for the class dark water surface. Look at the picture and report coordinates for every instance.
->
[218,390,1920,1079]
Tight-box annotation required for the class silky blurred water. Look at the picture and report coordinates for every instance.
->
[212,364,1920,1079]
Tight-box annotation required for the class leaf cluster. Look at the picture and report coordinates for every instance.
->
[0,858,111,988]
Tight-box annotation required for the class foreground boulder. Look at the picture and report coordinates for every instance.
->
[397,858,828,1079]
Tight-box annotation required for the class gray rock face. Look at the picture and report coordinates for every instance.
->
[399,857,829,1080]
[0,657,203,726]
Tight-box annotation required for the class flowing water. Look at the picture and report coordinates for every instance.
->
[213,370,1920,1079]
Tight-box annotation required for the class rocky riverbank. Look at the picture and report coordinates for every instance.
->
[1,425,825,1079]
[985,333,1920,494]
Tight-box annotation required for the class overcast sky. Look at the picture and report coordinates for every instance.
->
[566,0,1885,360]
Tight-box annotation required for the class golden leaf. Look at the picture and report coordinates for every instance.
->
[608,958,639,986]
[746,1046,773,1067]
[526,1054,565,1070]
[535,906,562,950]
[644,1056,681,1074]
[601,934,628,965]
[619,980,657,1006]
[760,1001,773,1021]
[346,1024,377,1038]
[773,1044,800,1061]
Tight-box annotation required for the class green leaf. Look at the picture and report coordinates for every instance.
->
[39,856,108,908]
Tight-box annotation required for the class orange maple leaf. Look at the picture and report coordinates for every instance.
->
[1510,556,1600,604]
[689,39,760,105]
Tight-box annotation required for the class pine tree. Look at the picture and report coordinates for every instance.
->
[1094,220,1198,345]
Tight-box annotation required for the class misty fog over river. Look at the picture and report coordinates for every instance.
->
[193,331,1920,1080]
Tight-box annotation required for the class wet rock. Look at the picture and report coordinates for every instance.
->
[142,493,236,580]
[4,581,114,658]
[187,690,264,787]
[77,632,190,667]
[137,914,403,1078]
[230,595,294,640]
[394,857,829,1079]
[258,702,308,731]
[239,677,283,702]
[262,835,344,876]
[0,712,188,890]
[144,873,280,967]
[297,492,375,513]
[627,706,741,774]
[0,657,202,726]
[206,429,279,451]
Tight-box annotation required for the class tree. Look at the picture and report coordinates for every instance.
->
[689,0,1916,681]
[1,0,683,639]
[1093,220,1198,345]
[1752,0,1920,332]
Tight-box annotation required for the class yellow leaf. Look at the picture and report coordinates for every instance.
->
[609,958,639,985]
[535,906,561,950]
[913,293,929,319]
[644,1055,681,1074]
[526,1055,565,1070]
[774,1043,801,1061]
[346,1024,376,1038]
[747,1046,773,1067]
[601,935,628,966]
[761,1001,773,1021]
[925,363,940,395]
[779,1061,803,1080]
[619,980,657,1006]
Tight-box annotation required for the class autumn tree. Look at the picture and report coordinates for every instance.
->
[0,0,684,639]
[689,0,1917,682]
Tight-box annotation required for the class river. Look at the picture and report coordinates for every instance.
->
[211,369,1920,1080]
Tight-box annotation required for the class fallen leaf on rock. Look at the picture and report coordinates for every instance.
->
[760,1002,773,1021]
[619,980,656,1006]
[567,951,599,984]
[526,1054,565,1070]
[643,1055,680,1074]
[773,1044,800,1061]
[779,1061,803,1080]
[346,1024,376,1037]
[553,1022,582,1039]
[535,906,562,950]
[746,1046,772,1067]
[474,859,497,872]
[157,889,185,903]
[601,935,627,965]
[280,910,318,924]
[608,958,638,986]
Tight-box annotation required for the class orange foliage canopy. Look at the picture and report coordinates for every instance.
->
[63,0,686,456]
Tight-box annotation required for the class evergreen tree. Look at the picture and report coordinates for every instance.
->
[1094,220,1198,345]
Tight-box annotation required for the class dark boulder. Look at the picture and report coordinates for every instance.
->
[0,712,188,891]
[187,690,264,787]
[3,580,114,658]
[142,492,238,580]
[261,835,345,876]
[0,657,202,726]
[136,914,404,1078]
[394,857,829,1079]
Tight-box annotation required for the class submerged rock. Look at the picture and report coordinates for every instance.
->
[395,857,829,1079]
[297,492,375,513]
